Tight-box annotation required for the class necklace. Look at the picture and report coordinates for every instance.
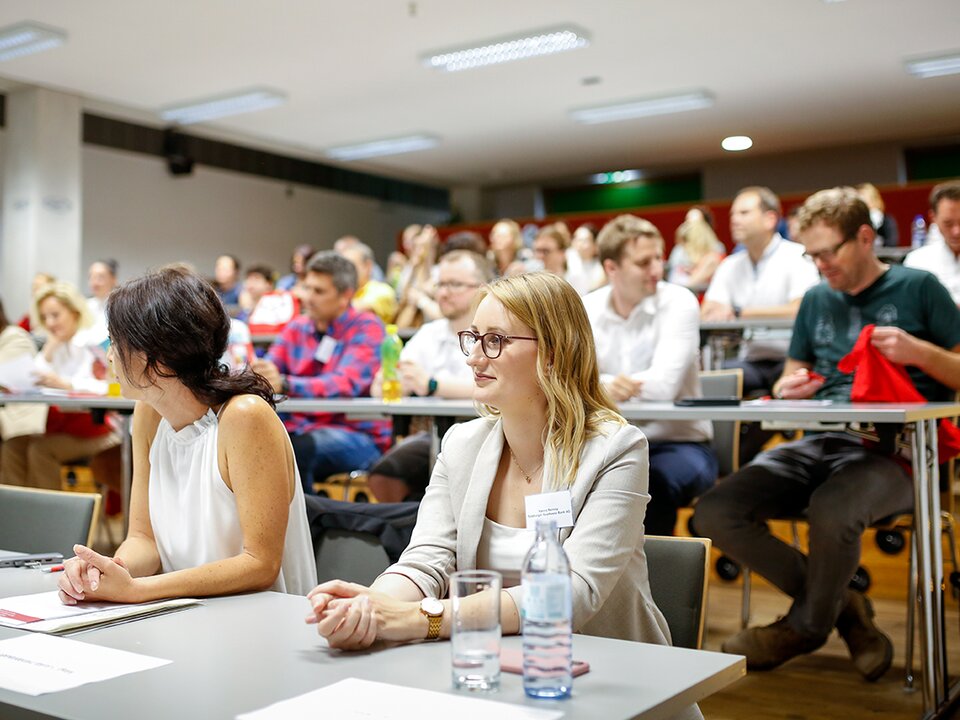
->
[507,444,544,484]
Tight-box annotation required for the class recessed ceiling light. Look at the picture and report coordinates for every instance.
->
[423,25,589,72]
[570,91,714,125]
[160,88,286,125]
[905,52,960,79]
[721,135,753,152]
[325,134,440,161]
[0,21,66,62]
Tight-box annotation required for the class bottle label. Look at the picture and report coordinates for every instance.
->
[523,574,572,622]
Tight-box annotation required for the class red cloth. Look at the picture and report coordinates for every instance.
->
[45,407,113,439]
[838,324,960,459]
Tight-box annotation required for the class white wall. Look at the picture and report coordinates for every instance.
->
[81,145,449,284]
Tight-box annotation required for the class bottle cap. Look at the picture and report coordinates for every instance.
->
[386,323,398,335]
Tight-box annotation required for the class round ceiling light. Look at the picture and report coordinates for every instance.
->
[722,135,753,152]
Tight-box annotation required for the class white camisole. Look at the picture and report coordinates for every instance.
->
[148,406,317,595]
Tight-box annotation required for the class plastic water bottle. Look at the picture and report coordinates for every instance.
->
[912,214,927,249]
[380,324,403,403]
[522,518,573,699]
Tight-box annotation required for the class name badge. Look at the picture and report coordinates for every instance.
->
[524,490,574,530]
[314,335,338,363]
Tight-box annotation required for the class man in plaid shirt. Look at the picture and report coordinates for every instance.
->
[253,252,390,493]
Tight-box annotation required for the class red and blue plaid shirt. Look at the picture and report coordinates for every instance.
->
[267,307,391,451]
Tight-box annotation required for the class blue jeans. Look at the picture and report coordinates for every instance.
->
[290,427,382,495]
[646,442,718,536]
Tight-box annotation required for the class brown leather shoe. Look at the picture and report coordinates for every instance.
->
[836,591,893,682]
[721,618,826,670]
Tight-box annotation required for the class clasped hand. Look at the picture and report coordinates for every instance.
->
[57,544,137,605]
[305,580,420,650]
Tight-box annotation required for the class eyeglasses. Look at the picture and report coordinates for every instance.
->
[436,281,480,292]
[458,330,537,359]
[802,236,854,263]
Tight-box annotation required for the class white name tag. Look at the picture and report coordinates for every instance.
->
[314,335,338,363]
[524,490,574,530]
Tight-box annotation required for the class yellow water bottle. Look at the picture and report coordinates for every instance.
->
[381,324,403,403]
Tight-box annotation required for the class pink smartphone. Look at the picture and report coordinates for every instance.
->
[499,648,590,676]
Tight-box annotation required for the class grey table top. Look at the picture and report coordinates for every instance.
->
[699,318,795,332]
[0,581,744,720]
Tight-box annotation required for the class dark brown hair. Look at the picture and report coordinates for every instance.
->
[930,181,960,213]
[106,265,275,408]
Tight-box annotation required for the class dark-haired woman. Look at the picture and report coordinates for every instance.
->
[57,265,316,606]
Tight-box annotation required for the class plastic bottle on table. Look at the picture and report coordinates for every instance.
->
[380,324,403,403]
[522,517,573,699]
[911,214,927,249]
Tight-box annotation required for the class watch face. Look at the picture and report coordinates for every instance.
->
[421,597,443,616]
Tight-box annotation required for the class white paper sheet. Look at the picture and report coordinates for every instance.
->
[0,354,38,392]
[0,591,200,634]
[0,633,170,695]
[237,678,564,720]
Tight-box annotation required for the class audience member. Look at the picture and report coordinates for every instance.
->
[441,230,487,257]
[305,274,695,712]
[532,223,570,276]
[276,244,315,296]
[487,219,527,277]
[702,186,820,396]
[694,187,960,680]
[856,182,899,247]
[237,264,275,322]
[905,180,960,305]
[395,225,441,327]
[56,265,316,605]
[668,217,725,295]
[685,204,717,230]
[81,259,118,346]
[18,272,56,333]
[0,282,120,489]
[565,223,607,295]
[339,240,398,324]
[366,250,492,502]
[334,235,386,282]
[584,215,717,535]
[0,299,46,467]
[252,252,389,494]
[213,254,242,306]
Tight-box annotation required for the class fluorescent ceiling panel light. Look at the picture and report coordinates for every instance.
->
[423,25,589,72]
[571,91,714,125]
[326,134,440,161]
[0,21,66,62]
[721,135,753,152]
[905,52,960,79]
[160,88,286,125]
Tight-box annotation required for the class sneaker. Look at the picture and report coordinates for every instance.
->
[721,617,826,671]
[836,591,893,682]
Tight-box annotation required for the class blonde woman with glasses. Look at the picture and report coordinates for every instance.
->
[306,274,698,717]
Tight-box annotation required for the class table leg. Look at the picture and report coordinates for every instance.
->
[118,413,133,536]
[912,418,947,715]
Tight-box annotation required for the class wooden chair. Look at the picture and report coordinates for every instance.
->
[645,535,712,650]
[0,484,101,559]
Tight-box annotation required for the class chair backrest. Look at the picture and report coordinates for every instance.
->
[644,535,711,649]
[0,485,100,558]
[314,529,392,585]
[699,368,744,477]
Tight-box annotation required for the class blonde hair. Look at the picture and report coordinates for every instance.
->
[34,282,93,331]
[490,219,523,253]
[676,218,721,264]
[479,272,625,489]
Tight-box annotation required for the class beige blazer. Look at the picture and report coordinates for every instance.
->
[0,326,46,440]
[384,415,673,645]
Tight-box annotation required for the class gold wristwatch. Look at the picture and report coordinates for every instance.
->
[419,597,443,640]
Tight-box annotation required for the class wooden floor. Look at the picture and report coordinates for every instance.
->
[700,581,960,719]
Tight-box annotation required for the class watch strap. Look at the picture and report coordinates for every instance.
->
[425,612,442,640]
[426,377,438,396]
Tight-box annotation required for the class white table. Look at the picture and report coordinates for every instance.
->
[0,579,744,720]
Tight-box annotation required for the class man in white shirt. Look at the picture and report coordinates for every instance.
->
[702,187,820,395]
[367,250,493,502]
[78,259,118,346]
[583,215,717,536]
[905,181,960,304]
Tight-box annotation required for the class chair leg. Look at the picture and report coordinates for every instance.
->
[905,530,917,691]
[741,568,752,629]
[790,521,802,549]
[940,511,959,599]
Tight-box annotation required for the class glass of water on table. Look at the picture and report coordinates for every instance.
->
[450,569,502,691]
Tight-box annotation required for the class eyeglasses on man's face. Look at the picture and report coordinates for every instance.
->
[802,236,854,263]
[436,280,480,292]
[458,330,537,359]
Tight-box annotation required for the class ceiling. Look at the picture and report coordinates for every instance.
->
[0,0,958,189]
